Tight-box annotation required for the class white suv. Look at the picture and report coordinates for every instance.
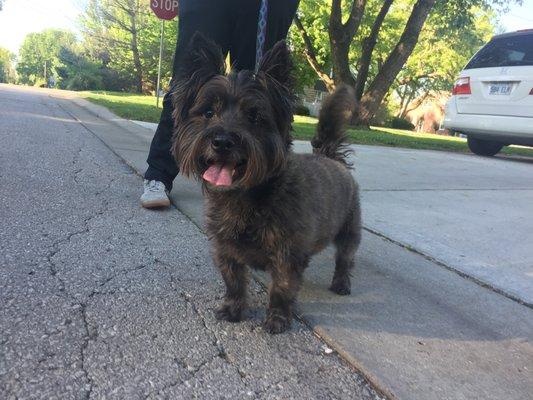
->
[443,30,533,156]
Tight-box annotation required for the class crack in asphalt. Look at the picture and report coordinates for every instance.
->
[79,303,95,400]
[130,270,242,399]
[143,355,225,400]
[32,116,142,399]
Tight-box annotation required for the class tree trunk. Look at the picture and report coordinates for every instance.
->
[294,15,335,92]
[354,0,437,126]
[329,0,366,87]
[353,0,394,101]
[399,87,417,118]
[130,8,143,93]
[397,84,408,117]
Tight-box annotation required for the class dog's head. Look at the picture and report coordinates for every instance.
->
[171,33,294,191]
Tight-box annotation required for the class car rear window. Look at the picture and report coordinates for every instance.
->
[465,33,533,69]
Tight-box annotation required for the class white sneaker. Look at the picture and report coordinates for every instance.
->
[141,180,170,208]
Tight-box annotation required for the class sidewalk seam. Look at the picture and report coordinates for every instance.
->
[363,226,533,309]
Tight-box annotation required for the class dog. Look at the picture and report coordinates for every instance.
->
[171,33,361,334]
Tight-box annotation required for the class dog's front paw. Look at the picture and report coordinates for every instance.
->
[215,303,243,322]
[263,313,291,334]
[330,277,351,295]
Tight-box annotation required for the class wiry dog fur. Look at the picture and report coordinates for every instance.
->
[171,33,361,334]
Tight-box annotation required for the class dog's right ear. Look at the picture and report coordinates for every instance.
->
[176,32,225,81]
[172,32,225,121]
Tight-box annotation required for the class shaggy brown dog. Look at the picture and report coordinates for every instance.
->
[172,33,361,334]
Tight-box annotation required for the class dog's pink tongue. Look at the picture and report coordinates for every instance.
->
[203,163,234,186]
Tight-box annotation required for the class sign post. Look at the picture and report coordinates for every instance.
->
[156,20,164,108]
[150,0,179,108]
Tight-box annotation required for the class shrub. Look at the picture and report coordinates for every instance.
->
[390,117,415,130]
[64,72,103,91]
[371,105,394,127]
[294,104,310,116]
[33,77,47,88]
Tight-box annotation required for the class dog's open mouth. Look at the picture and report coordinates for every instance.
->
[203,160,246,187]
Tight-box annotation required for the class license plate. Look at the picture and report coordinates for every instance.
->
[489,83,512,96]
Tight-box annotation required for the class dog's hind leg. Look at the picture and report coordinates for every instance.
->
[330,212,361,295]
[214,254,248,322]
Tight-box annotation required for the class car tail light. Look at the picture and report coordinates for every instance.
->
[452,77,471,95]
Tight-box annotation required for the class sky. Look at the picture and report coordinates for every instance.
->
[499,1,533,32]
[0,0,87,54]
[0,0,532,55]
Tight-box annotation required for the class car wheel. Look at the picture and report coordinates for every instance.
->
[467,136,504,156]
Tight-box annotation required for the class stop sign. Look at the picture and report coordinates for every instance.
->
[150,0,179,20]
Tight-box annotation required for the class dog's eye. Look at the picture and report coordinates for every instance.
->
[204,109,215,119]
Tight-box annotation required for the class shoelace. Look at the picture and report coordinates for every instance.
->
[147,180,165,192]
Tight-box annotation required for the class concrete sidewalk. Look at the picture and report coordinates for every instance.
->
[6,85,532,400]
[127,125,533,399]
[133,119,533,306]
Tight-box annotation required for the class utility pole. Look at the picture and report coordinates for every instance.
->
[44,60,47,83]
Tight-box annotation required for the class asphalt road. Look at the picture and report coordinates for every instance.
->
[0,85,384,399]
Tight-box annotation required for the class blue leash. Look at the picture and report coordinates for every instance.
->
[255,0,269,72]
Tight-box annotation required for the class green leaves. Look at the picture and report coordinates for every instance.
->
[57,47,105,90]
[0,47,16,83]
[80,0,177,93]
[16,29,77,86]
[14,1,177,93]
[292,0,516,124]
[392,3,497,118]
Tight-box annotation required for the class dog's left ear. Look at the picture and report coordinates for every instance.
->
[257,40,293,89]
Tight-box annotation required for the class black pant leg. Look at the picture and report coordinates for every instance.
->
[229,0,261,71]
[144,92,177,190]
[263,0,300,50]
[145,0,300,190]
[230,0,300,71]
[145,1,232,190]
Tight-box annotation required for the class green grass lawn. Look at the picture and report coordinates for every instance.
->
[81,91,533,157]
[81,91,163,123]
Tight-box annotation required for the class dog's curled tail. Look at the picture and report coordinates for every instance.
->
[311,85,357,168]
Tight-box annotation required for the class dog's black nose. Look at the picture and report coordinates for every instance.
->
[212,133,235,152]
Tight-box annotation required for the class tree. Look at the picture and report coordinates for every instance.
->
[294,0,521,126]
[16,29,77,86]
[81,0,177,93]
[56,47,105,90]
[394,7,496,118]
[0,47,16,83]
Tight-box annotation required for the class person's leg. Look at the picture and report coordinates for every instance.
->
[143,91,178,193]
[230,0,300,71]
[228,0,261,71]
[263,0,300,51]
[144,0,232,194]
